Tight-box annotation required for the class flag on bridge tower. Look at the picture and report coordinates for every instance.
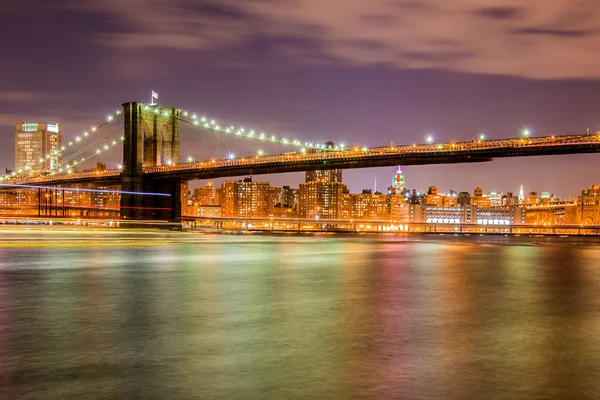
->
[151,90,159,105]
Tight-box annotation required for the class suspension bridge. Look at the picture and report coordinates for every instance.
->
[2,101,600,221]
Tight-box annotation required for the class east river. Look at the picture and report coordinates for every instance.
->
[0,229,599,399]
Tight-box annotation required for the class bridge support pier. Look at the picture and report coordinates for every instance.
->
[120,101,183,225]
[120,177,182,222]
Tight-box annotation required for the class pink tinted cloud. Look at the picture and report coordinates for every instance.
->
[71,0,600,79]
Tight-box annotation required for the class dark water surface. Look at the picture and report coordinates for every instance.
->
[1,229,599,399]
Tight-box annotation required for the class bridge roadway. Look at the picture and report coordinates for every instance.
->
[4,132,600,186]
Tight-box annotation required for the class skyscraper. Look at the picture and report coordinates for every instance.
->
[390,166,406,195]
[519,185,524,204]
[15,122,62,172]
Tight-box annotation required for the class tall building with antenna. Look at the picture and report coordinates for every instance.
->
[389,166,406,195]
[519,185,524,204]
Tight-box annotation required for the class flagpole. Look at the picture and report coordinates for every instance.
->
[150,90,154,105]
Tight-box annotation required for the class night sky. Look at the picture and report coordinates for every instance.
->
[2,0,600,198]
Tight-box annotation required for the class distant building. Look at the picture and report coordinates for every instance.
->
[220,177,271,218]
[457,192,471,206]
[193,183,221,206]
[564,183,600,224]
[197,205,222,218]
[390,195,409,221]
[408,204,524,225]
[351,190,390,220]
[524,191,539,205]
[519,185,524,204]
[389,166,406,195]
[488,192,502,207]
[502,192,518,207]
[298,170,347,219]
[470,186,491,208]
[15,122,62,172]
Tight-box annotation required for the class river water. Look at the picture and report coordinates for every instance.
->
[0,229,599,400]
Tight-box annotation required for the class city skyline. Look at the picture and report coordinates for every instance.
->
[2,1,600,197]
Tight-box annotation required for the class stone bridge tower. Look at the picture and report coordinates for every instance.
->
[120,102,182,221]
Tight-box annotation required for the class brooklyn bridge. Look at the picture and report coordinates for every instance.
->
[4,101,600,221]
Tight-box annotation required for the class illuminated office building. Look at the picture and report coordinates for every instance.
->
[351,190,390,220]
[220,178,271,218]
[15,122,62,172]
[193,183,221,206]
[298,170,347,219]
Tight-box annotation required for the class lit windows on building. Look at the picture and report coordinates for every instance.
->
[15,122,62,172]
[220,178,271,218]
[351,190,390,220]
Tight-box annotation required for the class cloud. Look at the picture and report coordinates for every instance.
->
[65,0,600,79]
[0,91,51,102]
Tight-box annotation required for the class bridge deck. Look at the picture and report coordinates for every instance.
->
[3,133,599,186]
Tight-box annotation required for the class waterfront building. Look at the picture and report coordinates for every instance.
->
[564,184,600,224]
[409,204,523,225]
[410,204,477,224]
[193,183,221,206]
[220,177,271,218]
[298,170,347,219]
[470,187,491,208]
[197,205,222,218]
[476,206,524,225]
[15,122,62,172]
[390,195,409,221]
[351,190,390,220]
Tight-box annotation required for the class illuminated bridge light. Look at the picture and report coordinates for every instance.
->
[183,111,188,116]
[84,131,89,137]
